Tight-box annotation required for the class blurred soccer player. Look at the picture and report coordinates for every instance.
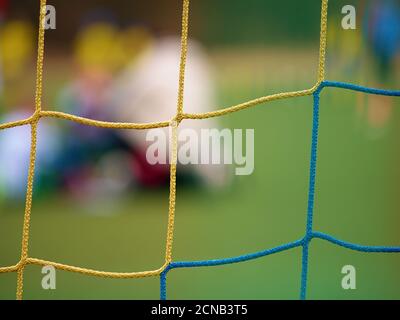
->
[0,0,8,95]
[56,20,135,200]
[108,29,230,188]
[0,19,60,201]
[0,111,59,200]
[363,0,400,135]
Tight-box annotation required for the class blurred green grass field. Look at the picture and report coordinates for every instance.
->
[0,47,399,300]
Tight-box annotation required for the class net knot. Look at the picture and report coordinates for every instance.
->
[171,114,183,127]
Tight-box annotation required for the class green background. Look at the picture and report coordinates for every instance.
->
[0,0,399,299]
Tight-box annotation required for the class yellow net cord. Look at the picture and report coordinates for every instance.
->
[0,0,329,300]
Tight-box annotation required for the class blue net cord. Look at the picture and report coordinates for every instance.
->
[160,81,400,300]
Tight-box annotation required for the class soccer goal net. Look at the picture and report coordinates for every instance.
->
[0,0,399,300]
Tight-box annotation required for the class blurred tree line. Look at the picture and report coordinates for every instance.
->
[7,0,323,48]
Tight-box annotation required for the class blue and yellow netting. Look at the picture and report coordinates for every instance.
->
[0,0,399,300]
